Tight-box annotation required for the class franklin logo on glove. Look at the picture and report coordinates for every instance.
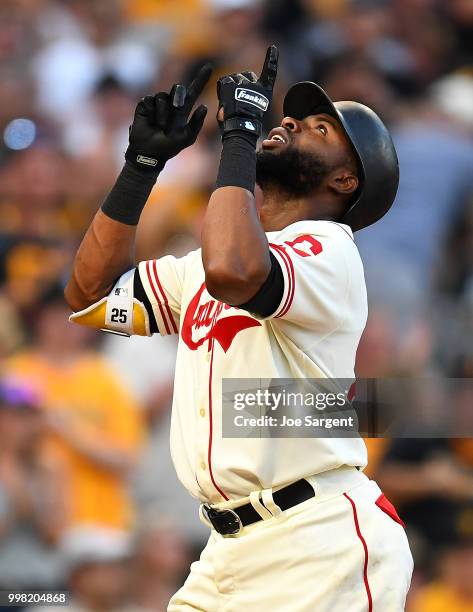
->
[235,88,269,111]
[216,46,278,141]
[136,154,158,166]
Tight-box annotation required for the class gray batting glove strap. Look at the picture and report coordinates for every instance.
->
[222,116,262,138]
[217,45,278,141]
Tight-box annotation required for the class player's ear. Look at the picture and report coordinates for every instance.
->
[327,168,359,197]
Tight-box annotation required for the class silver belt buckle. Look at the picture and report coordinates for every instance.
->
[202,504,243,537]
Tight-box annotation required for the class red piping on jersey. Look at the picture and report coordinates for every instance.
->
[269,243,295,317]
[278,247,295,317]
[344,492,373,612]
[207,337,229,500]
[152,260,178,334]
[146,261,171,334]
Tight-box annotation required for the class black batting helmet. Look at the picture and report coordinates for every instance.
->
[283,82,399,232]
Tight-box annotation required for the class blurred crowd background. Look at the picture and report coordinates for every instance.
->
[0,0,473,610]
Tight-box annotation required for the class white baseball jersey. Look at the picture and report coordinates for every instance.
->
[73,220,369,504]
[131,220,369,503]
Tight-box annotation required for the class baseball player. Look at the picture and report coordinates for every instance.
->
[65,46,413,611]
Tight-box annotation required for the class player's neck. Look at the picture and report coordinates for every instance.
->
[259,191,340,231]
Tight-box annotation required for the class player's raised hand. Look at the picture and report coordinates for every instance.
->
[258,44,278,91]
[125,63,213,172]
[216,45,279,140]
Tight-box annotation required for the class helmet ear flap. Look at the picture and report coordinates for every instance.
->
[336,101,399,231]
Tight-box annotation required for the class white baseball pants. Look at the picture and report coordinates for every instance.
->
[168,466,413,612]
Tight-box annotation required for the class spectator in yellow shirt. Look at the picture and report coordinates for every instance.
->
[7,286,144,531]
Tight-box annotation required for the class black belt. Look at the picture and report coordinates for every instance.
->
[202,478,315,536]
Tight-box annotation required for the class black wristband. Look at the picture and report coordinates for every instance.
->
[101,161,163,225]
[215,133,257,193]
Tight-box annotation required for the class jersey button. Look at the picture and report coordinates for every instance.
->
[200,461,206,470]
[200,408,205,417]
[205,352,211,362]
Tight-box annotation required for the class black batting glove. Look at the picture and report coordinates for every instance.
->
[217,45,278,142]
[125,64,213,173]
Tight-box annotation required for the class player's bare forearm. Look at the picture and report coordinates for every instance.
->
[65,64,212,313]
[203,47,278,305]
[202,186,271,304]
[65,210,136,312]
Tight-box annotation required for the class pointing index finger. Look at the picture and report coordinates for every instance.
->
[259,45,278,89]
[184,63,213,111]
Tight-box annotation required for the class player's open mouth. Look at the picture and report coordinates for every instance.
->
[262,128,289,149]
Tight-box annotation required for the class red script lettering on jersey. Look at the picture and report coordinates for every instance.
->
[182,283,261,352]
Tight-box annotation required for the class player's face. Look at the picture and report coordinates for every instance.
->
[262,113,354,167]
[256,113,357,198]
